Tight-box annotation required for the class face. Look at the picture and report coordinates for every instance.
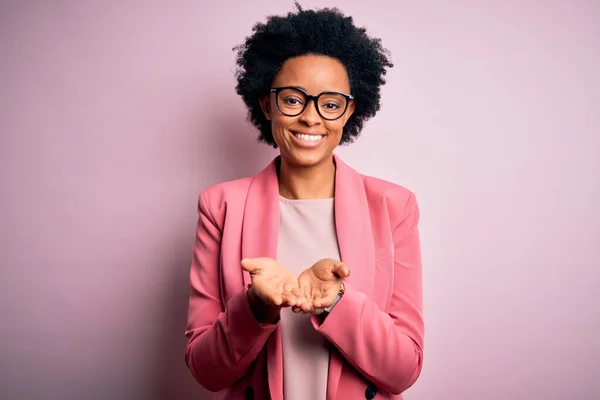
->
[260,55,355,168]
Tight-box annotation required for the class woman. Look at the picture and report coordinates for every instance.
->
[185,4,424,400]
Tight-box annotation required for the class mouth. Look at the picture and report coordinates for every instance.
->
[291,131,326,145]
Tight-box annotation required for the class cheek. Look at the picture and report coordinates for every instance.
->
[270,116,294,144]
[326,121,345,140]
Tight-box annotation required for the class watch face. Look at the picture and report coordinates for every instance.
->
[325,293,342,313]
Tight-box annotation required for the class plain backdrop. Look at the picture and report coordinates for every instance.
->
[1,1,599,399]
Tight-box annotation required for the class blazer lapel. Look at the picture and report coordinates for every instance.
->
[333,155,376,299]
[327,154,376,399]
[241,157,280,285]
[241,156,283,400]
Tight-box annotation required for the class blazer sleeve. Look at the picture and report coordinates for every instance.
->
[311,192,424,395]
[184,191,278,392]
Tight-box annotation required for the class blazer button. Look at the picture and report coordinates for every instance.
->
[365,384,378,399]
[245,386,254,400]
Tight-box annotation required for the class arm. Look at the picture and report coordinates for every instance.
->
[184,191,278,392]
[312,193,424,395]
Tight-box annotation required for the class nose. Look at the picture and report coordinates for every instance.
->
[298,98,322,126]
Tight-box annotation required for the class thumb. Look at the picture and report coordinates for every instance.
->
[332,261,350,278]
[241,258,259,273]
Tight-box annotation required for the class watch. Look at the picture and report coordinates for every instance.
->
[323,281,345,315]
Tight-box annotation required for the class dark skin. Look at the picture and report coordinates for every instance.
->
[243,55,355,323]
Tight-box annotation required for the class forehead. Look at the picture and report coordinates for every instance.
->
[272,55,350,94]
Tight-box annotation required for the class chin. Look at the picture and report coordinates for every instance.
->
[283,149,331,168]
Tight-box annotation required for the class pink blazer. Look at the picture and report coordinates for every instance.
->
[185,155,424,400]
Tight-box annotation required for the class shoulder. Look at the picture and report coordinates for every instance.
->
[197,176,253,220]
[337,156,415,209]
[361,174,415,204]
[336,156,419,228]
[360,173,419,229]
[200,176,253,205]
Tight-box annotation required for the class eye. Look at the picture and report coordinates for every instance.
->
[282,97,304,106]
[321,102,341,110]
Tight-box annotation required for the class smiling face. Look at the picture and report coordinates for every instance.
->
[260,55,355,168]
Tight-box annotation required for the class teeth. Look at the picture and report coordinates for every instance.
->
[295,133,322,142]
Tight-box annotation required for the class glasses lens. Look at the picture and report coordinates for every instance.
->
[275,88,348,120]
[317,93,347,120]
[276,88,307,116]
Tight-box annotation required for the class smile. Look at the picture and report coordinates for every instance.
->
[292,131,325,142]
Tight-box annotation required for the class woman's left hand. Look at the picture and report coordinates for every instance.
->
[293,258,350,314]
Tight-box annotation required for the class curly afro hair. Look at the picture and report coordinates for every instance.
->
[233,2,393,147]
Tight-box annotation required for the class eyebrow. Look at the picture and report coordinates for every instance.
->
[284,85,305,90]
[284,85,351,95]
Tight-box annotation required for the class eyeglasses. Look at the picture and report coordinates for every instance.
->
[270,86,354,121]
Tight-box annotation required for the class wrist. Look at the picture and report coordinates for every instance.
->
[247,287,281,324]
[323,280,345,315]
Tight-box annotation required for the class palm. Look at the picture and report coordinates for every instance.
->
[242,257,301,307]
[297,258,348,310]
[252,269,299,306]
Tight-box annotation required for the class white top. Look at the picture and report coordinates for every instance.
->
[277,196,341,400]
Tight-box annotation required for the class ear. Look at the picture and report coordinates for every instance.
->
[259,95,272,121]
[342,100,356,125]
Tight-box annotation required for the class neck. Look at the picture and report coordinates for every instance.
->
[277,156,336,199]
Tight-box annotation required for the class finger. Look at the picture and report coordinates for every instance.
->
[295,284,310,303]
[332,262,350,278]
[298,305,324,315]
[269,293,283,306]
[291,288,306,303]
[313,297,332,308]
[300,300,313,312]
[241,258,258,273]
[281,293,297,307]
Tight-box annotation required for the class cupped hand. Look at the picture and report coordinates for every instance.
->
[241,257,306,307]
[295,258,350,314]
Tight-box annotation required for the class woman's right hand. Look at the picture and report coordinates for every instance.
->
[241,257,305,308]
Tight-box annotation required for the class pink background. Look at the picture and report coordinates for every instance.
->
[1,1,599,399]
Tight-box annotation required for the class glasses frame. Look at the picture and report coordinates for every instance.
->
[270,86,354,121]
